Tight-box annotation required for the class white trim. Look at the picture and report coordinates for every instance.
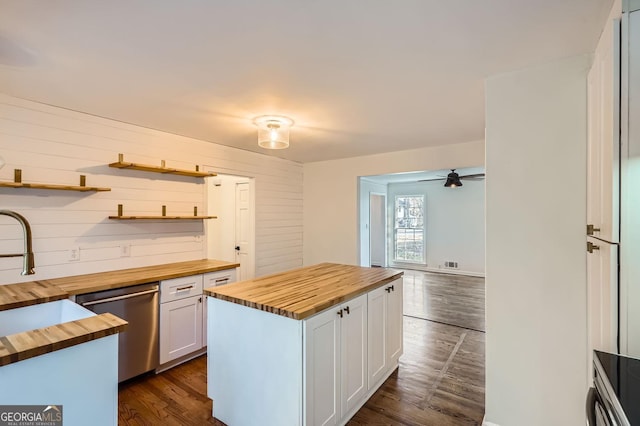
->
[391,263,485,278]
[482,421,500,426]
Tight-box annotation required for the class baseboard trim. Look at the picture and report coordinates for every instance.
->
[391,263,485,278]
[482,417,500,426]
[156,347,207,374]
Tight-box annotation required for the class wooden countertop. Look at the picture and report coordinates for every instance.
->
[49,259,239,295]
[0,259,236,367]
[0,312,127,367]
[205,263,403,320]
[0,281,69,312]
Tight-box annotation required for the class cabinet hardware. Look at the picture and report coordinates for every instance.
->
[235,246,241,251]
[344,306,350,315]
[385,287,391,293]
[176,285,194,291]
[215,278,229,283]
[587,224,601,235]
[337,309,343,318]
[199,297,202,303]
[390,285,395,292]
[587,241,600,253]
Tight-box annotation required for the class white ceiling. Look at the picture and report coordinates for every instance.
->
[0,0,612,163]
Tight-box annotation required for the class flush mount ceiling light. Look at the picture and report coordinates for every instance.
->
[253,115,294,150]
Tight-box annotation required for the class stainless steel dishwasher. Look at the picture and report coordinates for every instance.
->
[76,282,159,382]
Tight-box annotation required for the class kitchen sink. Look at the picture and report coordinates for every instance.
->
[0,299,94,336]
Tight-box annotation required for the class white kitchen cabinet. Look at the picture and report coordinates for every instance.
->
[160,274,204,365]
[386,279,403,364]
[340,295,367,418]
[587,17,620,243]
[367,278,403,389]
[587,237,618,358]
[304,303,340,426]
[367,286,387,387]
[304,294,367,425]
[202,269,237,340]
[159,269,237,366]
[160,294,204,364]
[586,13,622,373]
[207,269,403,426]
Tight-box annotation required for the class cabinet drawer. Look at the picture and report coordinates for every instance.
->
[203,269,237,288]
[160,275,203,303]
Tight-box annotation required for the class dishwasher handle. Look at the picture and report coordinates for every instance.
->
[80,288,158,307]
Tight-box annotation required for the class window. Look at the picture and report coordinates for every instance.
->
[394,195,425,263]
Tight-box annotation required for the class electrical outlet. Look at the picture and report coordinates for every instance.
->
[69,246,80,261]
[120,244,131,257]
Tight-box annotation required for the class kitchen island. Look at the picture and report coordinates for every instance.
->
[204,263,403,426]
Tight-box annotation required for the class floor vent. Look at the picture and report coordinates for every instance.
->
[444,261,459,269]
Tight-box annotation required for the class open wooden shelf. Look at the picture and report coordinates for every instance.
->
[0,169,111,192]
[109,153,216,178]
[109,215,217,220]
[108,204,215,220]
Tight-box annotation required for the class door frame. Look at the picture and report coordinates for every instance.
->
[369,192,387,267]
[204,171,256,280]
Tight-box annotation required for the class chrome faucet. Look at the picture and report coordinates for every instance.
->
[0,210,35,275]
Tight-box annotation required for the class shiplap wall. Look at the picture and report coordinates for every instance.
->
[0,94,303,284]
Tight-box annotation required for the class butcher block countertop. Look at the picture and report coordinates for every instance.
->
[204,263,403,320]
[0,281,69,312]
[0,312,127,367]
[49,259,239,295]
[0,259,237,366]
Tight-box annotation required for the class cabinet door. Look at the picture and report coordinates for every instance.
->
[367,286,387,388]
[203,294,208,346]
[304,306,340,426]
[340,294,367,419]
[587,18,621,243]
[386,279,404,364]
[587,238,618,358]
[203,269,237,341]
[160,295,203,364]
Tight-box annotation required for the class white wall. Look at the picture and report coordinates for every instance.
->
[304,140,485,266]
[358,179,387,266]
[0,94,303,284]
[387,179,485,275]
[485,55,589,425]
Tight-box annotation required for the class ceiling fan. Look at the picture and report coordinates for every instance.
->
[419,169,485,188]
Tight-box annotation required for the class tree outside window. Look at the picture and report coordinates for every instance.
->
[394,195,425,263]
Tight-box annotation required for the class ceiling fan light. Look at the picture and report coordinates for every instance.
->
[253,115,294,150]
[444,170,463,187]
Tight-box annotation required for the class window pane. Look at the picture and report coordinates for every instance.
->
[394,195,425,263]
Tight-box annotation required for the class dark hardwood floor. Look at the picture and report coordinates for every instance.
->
[403,270,485,332]
[119,269,485,426]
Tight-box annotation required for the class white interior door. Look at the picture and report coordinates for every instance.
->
[206,173,255,281]
[370,193,386,267]
[235,182,254,280]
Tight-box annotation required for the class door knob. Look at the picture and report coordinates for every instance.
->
[235,246,240,251]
